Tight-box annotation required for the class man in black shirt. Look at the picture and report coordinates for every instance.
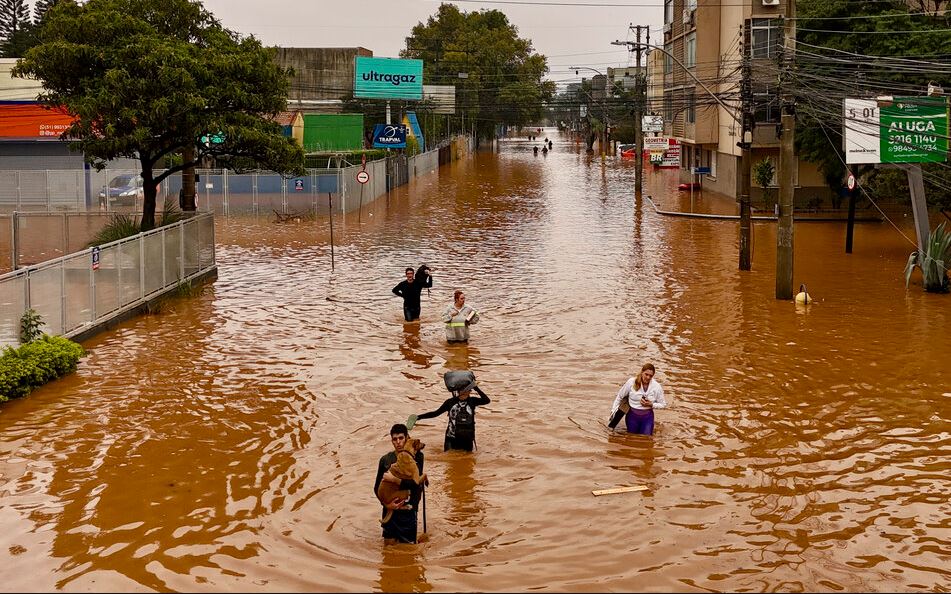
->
[374,424,425,544]
[392,265,432,322]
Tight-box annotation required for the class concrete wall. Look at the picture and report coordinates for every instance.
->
[276,47,373,104]
[0,58,43,101]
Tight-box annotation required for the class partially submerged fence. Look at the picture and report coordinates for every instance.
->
[0,212,216,347]
[0,135,471,216]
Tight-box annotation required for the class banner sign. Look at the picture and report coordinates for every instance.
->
[0,102,76,138]
[423,85,456,114]
[844,96,949,164]
[642,115,664,133]
[372,124,408,148]
[354,57,423,100]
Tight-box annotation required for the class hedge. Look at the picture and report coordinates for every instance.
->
[0,336,85,402]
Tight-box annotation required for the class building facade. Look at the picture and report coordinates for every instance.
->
[660,0,829,203]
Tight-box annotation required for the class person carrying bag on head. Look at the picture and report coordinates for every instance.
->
[411,371,490,452]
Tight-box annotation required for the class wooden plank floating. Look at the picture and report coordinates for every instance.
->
[592,485,648,496]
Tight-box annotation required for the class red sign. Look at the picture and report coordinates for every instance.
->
[847,174,856,191]
[356,170,370,184]
[0,103,76,138]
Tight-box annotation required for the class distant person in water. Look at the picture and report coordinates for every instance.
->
[533,146,539,155]
[392,265,433,322]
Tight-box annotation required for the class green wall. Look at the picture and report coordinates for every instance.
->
[302,114,364,152]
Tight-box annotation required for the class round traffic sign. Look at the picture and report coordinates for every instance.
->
[356,170,370,184]
[847,174,856,191]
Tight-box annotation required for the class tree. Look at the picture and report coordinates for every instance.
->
[0,0,30,57]
[401,3,555,144]
[32,0,61,23]
[13,0,304,230]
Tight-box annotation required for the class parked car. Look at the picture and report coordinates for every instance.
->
[98,174,144,207]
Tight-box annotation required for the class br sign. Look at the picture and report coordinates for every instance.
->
[354,57,424,100]
[372,124,407,149]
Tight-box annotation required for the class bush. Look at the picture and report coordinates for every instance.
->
[88,198,183,247]
[20,308,44,344]
[0,335,85,402]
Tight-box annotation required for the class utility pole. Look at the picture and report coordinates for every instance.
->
[776,0,796,299]
[614,25,651,200]
[738,33,754,270]
[633,25,648,201]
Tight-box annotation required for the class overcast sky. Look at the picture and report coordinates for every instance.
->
[198,0,664,88]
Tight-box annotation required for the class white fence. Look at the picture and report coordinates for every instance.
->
[0,212,216,347]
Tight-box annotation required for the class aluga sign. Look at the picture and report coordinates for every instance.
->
[354,57,424,100]
[844,96,949,164]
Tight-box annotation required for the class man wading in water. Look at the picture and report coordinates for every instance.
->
[392,265,433,322]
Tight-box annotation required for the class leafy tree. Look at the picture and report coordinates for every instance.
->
[33,0,61,23]
[13,0,304,230]
[0,0,30,57]
[795,0,951,210]
[401,3,555,144]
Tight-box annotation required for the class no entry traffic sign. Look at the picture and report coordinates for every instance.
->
[356,170,370,184]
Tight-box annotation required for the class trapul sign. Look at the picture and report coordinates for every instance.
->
[354,57,424,100]
[372,124,407,149]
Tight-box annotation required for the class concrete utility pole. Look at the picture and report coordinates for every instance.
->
[633,25,649,201]
[738,37,754,270]
[776,0,797,299]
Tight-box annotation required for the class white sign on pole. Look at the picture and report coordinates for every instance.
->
[643,137,669,151]
[847,173,856,191]
[356,170,370,184]
[844,98,881,164]
[642,115,663,133]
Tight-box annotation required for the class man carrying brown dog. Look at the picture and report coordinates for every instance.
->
[374,423,426,544]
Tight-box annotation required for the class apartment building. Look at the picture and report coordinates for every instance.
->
[661,0,828,202]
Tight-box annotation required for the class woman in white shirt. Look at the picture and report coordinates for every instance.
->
[608,363,667,435]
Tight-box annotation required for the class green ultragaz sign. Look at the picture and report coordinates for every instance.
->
[880,97,948,163]
[354,57,423,100]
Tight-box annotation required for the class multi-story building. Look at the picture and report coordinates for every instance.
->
[661,0,828,202]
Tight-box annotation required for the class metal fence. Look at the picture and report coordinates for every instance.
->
[0,212,216,347]
[0,135,472,216]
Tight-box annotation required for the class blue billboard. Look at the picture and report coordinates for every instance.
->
[372,124,407,148]
[354,57,423,100]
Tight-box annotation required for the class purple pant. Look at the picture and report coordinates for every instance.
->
[625,408,655,435]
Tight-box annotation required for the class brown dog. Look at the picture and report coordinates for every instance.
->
[377,438,427,525]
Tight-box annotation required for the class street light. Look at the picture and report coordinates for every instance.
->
[570,66,610,157]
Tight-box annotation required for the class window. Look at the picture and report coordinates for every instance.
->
[664,0,674,24]
[753,84,779,123]
[664,43,673,74]
[685,33,697,69]
[687,91,696,124]
[750,18,781,59]
[664,94,673,122]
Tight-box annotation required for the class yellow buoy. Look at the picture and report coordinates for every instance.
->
[795,283,812,304]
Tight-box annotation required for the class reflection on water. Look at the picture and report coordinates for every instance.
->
[0,131,948,592]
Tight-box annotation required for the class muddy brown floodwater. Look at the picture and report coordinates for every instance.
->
[1,132,949,592]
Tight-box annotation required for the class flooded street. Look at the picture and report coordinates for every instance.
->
[1,133,948,592]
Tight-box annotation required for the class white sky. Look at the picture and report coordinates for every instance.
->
[198,0,664,88]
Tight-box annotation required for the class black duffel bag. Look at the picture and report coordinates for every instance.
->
[443,370,477,393]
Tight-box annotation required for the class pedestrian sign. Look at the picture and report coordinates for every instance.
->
[295,179,304,192]
[91,246,100,270]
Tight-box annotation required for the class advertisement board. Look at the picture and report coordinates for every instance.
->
[372,124,408,148]
[0,102,76,138]
[844,96,949,164]
[642,115,663,133]
[423,85,456,114]
[643,136,669,151]
[355,57,424,100]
